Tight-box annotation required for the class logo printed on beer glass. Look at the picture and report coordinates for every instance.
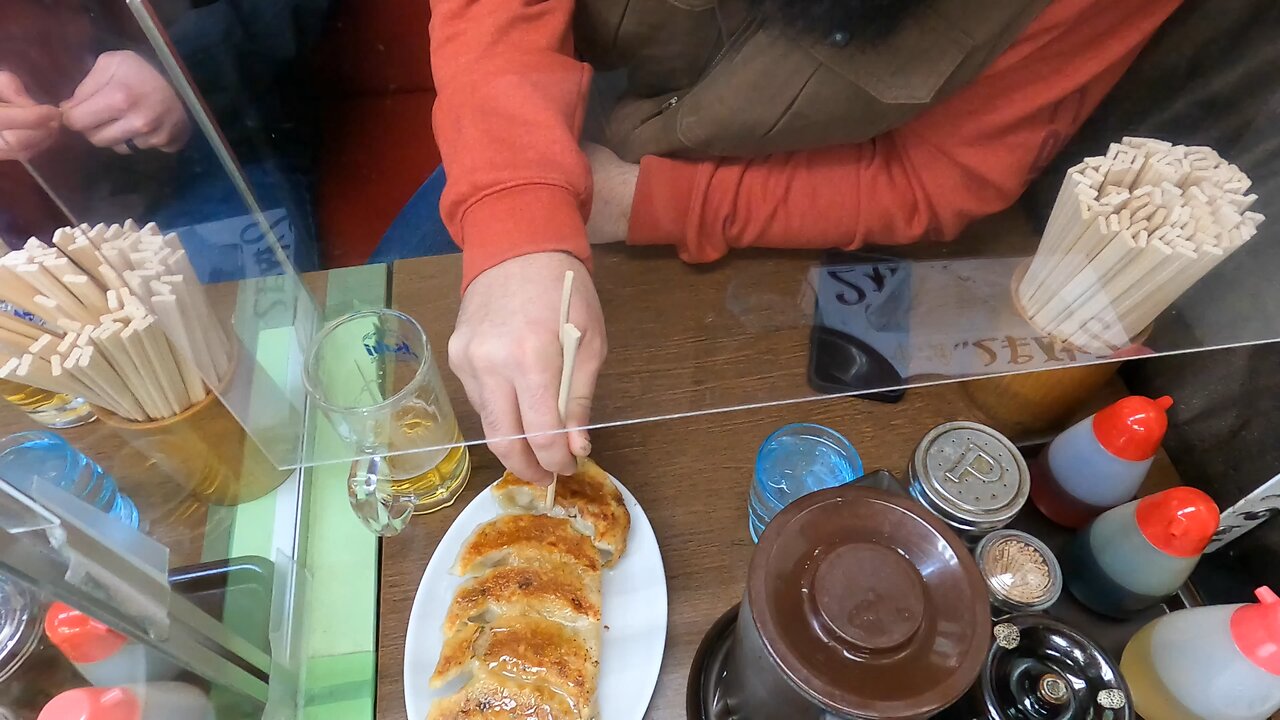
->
[362,330,420,362]
[944,445,1001,485]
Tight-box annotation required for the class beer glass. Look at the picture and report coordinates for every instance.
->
[304,309,470,535]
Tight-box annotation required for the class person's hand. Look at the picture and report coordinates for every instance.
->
[584,142,639,245]
[0,71,61,161]
[61,51,191,154]
[450,252,606,485]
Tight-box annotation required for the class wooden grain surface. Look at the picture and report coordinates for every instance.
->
[384,210,1041,445]
[376,229,1170,720]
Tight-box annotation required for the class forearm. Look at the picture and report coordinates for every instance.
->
[430,0,594,289]
[628,0,1183,262]
[627,137,1000,262]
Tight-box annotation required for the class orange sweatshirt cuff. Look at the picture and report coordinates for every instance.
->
[460,185,592,291]
[627,157,714,262]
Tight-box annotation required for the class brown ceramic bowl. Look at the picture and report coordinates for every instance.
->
[728,485,991,719]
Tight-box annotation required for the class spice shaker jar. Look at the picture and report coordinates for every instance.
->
[907,421,1030,543]
[972,615,1132,720]
[723,485,991,719]
[975,530,1062,614]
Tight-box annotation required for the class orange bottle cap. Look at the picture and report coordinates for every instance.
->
[1232,587,1280,676]
[37,688,141,720]
[43,602,128,664]
[1135,486,1219,558]
[1091,395,1173,462]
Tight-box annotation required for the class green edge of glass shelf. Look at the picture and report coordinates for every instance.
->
[201,263,387,720]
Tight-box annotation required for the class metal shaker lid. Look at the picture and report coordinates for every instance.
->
[910,421,1029,531]
[983,616,1133,720]
[0,573,41,682]
[748,485,991,720]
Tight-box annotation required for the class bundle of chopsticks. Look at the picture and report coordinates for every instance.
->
[0,220,234,421]
[1018,137,1265,354]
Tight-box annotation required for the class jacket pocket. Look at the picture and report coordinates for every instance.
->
[806,7,971,105]
[671,23,823,157]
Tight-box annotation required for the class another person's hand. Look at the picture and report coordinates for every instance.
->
[61,51,191,154]
[0,71,61,161]
[450,252,607,485]
[585,142,639,245]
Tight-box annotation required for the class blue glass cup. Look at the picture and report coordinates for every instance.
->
[748,423,862,542]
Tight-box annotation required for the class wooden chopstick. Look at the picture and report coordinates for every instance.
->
[547,269,576,508]
[1,222,234,419]
[1022,138,1264,354]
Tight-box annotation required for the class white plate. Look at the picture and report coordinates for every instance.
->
[403,474,668,720]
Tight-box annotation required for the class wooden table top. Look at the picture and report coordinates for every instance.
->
[376,237,1175,719]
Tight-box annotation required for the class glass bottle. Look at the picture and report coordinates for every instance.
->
[0,431,138,528]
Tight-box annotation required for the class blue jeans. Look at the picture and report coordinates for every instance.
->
[369,166,460,263]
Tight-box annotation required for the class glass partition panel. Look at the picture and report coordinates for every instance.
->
[0,0,328,471]
[345,0,1280,459]
[10,0,1277,471]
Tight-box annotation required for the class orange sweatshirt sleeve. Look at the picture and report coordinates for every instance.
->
[429,0,593,289]
[627,0,1184,262]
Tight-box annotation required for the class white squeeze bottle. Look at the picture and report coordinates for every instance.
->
[1121,586,1280,720]
[37,684,215,720]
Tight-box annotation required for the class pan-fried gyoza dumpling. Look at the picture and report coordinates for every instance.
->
[427,666,586,720]
[453,514,602,577]
[443,559,602,636]
[492,458,630,566]
[431,615,600,714]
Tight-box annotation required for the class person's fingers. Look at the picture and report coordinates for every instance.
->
[83,120,132,148]
[0,127,57,158]
[83,114,158,149]
[478,381,552,485]
[157,115,192,153]
[515,369,577,477]
[563,327,605,458]
[450,334,553,484]
[63,53,119,109]
[0,72,36,105]
[61,95,125,134]
[0,104,61,130]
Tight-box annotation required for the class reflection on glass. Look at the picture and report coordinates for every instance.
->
[0,379,93,429]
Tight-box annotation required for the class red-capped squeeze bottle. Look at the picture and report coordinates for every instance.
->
[1062,486,1218,618]
[37,684,214,720]
[1121,586,1280,720]
[1031,395,1173,528]
[44,603,180,687]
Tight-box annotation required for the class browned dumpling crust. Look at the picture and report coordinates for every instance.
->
[427,667,583,720]
[431,615,600,715]
[442,560,602,637]
[454,514,602,577]
[492,458,630,566]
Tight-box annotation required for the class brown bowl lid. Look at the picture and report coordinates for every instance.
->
[748,486,991,719]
